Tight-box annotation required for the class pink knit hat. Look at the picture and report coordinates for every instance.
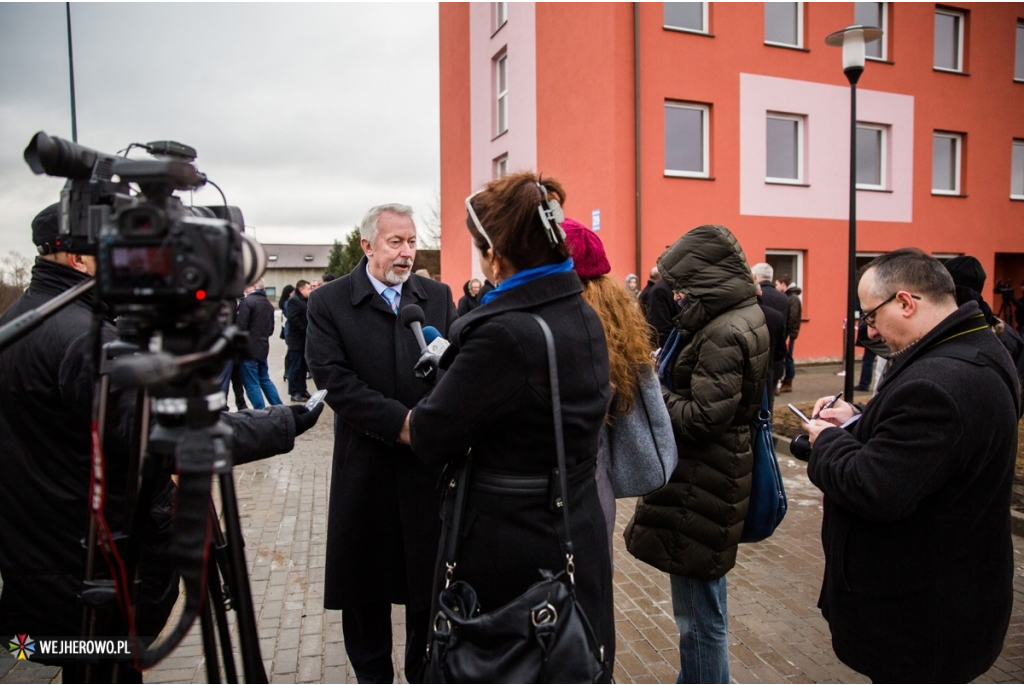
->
[562,217,611,279]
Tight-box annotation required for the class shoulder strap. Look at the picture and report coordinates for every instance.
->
[529,313,577,584]
[441,452,472,588]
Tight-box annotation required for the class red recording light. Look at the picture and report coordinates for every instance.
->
[195,290,207,301]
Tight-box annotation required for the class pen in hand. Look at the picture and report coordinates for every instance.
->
[812,391,843,421]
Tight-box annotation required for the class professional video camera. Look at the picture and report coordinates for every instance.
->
[2,132,272,683]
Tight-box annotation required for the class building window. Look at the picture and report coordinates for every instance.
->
[664,2,707,34]
[765,2,803,49]
[765,250,804,294]
[495,52,508,136]
[934,9,965,72]
[494,154,509,179]
[1016,22,1024,81]
[664,101,710,178]
[854,2,886,60]
[766,114,804,184]
[932,131,962,195]
[1012,140,1024,199]
[493,2,507,33]
[856,124,887,190]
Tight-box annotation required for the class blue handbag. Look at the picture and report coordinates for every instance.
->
[740,388,787,543]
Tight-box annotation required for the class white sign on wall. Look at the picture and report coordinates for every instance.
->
[591,209,601,232]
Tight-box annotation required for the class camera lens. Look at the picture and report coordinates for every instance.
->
[790,434,812,461]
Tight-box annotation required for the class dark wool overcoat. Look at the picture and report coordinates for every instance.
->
[808,303,1020,683]
[236,288,276,360]
[625,225,769,580]
[409,271,616,662]
[306,258,457,612]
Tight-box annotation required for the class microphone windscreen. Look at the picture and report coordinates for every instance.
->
[400,303,425,328]
[423,326,441,345]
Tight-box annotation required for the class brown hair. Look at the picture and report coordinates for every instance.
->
[580,276,655,415]
[466,172,570,271]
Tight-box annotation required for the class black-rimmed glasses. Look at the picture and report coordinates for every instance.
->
[859,293,921,328]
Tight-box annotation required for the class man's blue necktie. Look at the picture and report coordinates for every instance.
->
[382,287,399,314]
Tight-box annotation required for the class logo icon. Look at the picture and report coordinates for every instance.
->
[8,634,34,660]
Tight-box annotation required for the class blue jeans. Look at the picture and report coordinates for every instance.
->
[783,338,796,382]
[240,358,283,409]
[670,575,729,684]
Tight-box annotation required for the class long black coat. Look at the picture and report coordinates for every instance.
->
[808,303,1019,683]
[306,258,457,612]
[409,271,615,661]
[285,292,308,351]
[236,289,275,359]
[644,278,679,349]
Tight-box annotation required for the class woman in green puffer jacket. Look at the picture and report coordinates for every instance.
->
[625,224,769,684]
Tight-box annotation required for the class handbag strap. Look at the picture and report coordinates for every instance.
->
[528,313,576,584]
[441,451,473,588]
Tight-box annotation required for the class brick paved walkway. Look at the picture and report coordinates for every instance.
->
[4,357,1023,683]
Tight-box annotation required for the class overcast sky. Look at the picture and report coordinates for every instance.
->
[0,2,439,257]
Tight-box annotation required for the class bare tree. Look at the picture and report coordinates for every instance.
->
[0,251,32,290]
[419,192,441,250]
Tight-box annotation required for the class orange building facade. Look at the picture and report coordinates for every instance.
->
[439,2,1024,359]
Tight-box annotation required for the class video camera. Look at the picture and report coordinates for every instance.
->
[24,131,265,325]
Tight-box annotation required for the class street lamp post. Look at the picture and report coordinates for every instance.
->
[825,25,883,402]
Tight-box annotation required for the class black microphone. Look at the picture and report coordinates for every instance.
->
[400,304,428,352]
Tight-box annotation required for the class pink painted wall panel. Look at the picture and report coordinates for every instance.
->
[739,73,914,223]
[468,2,537,278]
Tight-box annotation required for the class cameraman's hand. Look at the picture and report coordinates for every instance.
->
[812,397,855,426]
[414,351,442,386]
[289,401,324,437]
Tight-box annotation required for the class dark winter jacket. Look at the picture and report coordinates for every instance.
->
[759,297,787,409]
[954,284,1024,388]
[285,291,308,351]
[758,280,789,319]
[808,303,1019,683]
[784,285,802,339]
[236,288,275,359]
[305,258,458,613]
[456,279,480,316]
[645,278,679,349]
[410,270,615,658]
[0,259,298,649]
[625,225,769,580]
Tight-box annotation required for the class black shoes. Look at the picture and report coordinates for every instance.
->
[290,392,311,403]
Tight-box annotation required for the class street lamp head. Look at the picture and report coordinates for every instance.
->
[826,25,884,76]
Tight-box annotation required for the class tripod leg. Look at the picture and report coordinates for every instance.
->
[207,519,240,684]
[200,591,222,684]
[218,472,268,684]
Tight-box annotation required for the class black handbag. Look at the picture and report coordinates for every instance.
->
[427,313,608,684]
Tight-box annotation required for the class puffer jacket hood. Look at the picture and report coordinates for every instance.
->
[786,285,802,296]
[657,225,758,334]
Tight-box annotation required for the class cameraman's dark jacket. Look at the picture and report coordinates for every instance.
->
[236,288,275,359]
[0,259,297,643]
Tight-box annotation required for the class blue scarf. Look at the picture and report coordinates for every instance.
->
[480,258,575,305]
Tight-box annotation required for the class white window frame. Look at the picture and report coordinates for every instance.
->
[765,113,805,185]
[495,52,508,137]
[664,101,710,179]
[493,154,509,180]
[764,2,804,49]
[1016,22,1024,82]
[856,2,888,62]
[493,2,507,34]
[855,123,887,191]
[765,249,804,294]
[934,8,965,73]
[932,131,962,196]
[663,2,709,35]
[1012,140,1024,200]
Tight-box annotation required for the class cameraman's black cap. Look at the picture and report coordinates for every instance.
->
[944,255,986,294]
[32,203,65,255]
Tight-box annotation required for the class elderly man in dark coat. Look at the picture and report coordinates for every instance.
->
[803,248,1020,683]
[306,203,457,684]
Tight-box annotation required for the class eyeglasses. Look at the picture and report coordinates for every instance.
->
[859,292,921,328]
[464,190,493,249]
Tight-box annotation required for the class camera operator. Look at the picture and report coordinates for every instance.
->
[0,204,323,679]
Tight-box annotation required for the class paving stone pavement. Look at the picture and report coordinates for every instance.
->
[3,343,1023,683]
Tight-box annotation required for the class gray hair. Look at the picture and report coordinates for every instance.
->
[360,203,415,247]
[751,262,774,281]
[865,248,955,302]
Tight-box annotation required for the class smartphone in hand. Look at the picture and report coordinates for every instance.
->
[788,403,812,423]
[305,389,327,412]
